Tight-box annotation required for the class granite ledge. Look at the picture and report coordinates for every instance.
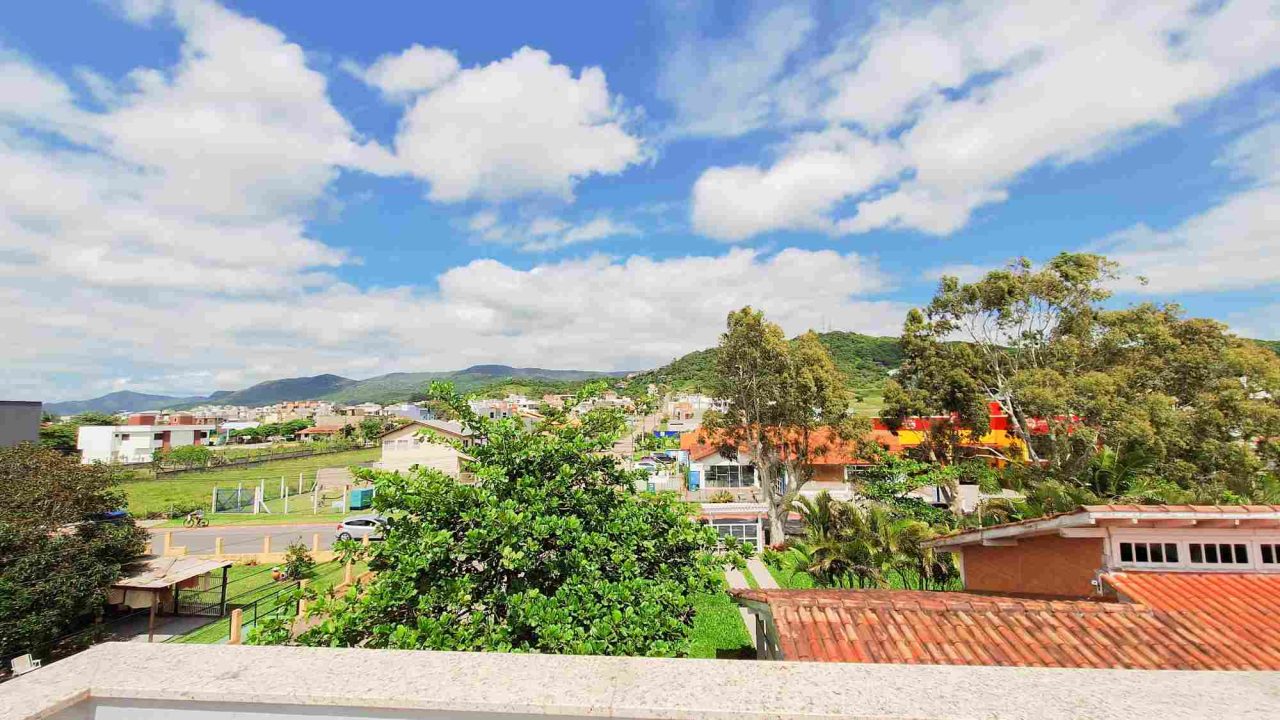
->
[2,642,1279,720]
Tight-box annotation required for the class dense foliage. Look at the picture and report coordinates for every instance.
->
[254,383,736,656]
[886,253,1280,517]
[0,444,146,663]
[766,492,957,591]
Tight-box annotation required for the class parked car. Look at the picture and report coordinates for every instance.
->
[335,514,386,541]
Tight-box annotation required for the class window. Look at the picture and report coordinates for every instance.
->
[705,464,756,488]
[1188,542,1249,566]
[1262,544,1280,565]
[1118,541,1179,565]
[844,465,877,481]
[709,519,759,549]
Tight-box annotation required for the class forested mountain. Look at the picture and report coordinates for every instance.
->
[626,331,904,393]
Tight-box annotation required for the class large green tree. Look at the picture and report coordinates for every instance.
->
[254,383,734,656]
[0,444,146,663]
[887,253,1280,503]
[704,309,860,540]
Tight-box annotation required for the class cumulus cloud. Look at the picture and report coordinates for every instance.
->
[3,248,906,401]
[347,44,460,100]
[0,1,906,401]
[687,0,1280,240]
[392,47,646,202]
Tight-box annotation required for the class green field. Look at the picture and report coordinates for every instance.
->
[124,448,379,518]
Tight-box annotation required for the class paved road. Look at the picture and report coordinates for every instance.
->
[150,523,339,554]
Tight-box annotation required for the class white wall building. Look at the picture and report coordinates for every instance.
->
[77,416,217,464]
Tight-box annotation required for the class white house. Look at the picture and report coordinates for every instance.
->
[77,414,217,464]
[377,419,474,480]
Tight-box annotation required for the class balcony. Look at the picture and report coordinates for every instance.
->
[2,642,1274,719]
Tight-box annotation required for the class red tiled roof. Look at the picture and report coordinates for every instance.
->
[734,587,1280,670]
[1103,572,1280,668]
[680,427,901,464]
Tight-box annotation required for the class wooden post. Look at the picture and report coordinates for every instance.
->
[229,608,243,645]
[262,535,271,554]
[162,532,173,555]
[311,533,320,553]
[362,533,371,547]
[343,561,354,585]
[298,471,304,495]
[214,537,224,556]
[298,579,310,615]
[147,591,158,643]
[211,487,217,514]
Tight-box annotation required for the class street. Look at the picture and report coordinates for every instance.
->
[149,523,339,554]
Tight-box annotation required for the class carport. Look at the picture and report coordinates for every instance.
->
[109,556,233,642]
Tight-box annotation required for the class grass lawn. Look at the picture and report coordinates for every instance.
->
[174,559,367,644]
[687,591,753,659]
[124,448,379,518]
[765,561,817,589]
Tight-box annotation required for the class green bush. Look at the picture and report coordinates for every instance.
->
[283,541,315,580]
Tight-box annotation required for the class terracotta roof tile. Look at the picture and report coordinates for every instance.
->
[734,585,1280,670]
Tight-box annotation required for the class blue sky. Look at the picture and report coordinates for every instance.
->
[2,0,1278,401]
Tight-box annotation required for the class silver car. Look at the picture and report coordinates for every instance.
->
[335,514,386,541]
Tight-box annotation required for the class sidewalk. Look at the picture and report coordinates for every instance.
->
[723,565,755,646]
[746,557,779,589]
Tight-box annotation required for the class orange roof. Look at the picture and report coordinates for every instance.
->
[734,587,1280,670]
[1104,571,1280,669]
[679,426,901,464]
[297,425,345,434]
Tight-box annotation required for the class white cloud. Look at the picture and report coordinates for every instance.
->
[348,44,460,101]
[688,0,1280,240]
[467,211,641,253]
[692,127,902,240]
[3,248,906,401]
[658,3,815,138]
[1094,120,1280,293]
[392,46,646,202]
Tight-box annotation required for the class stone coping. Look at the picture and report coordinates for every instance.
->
[2,642,1279,720]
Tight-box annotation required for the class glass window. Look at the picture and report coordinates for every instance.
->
[1188,542,1249,565]
[1118,540,1178,566]
[706,464,756,488]
[710,520,759,548]
[1262,544,1277,564]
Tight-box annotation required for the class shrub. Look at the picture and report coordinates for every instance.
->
[708,490,735,503]
[282,541,314,580]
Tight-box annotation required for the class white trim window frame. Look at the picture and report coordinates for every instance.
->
[1107,529,1280,572]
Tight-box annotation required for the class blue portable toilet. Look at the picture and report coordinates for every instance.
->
[688,469,701,491]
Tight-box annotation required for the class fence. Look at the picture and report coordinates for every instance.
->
[209,474,321,515]
[164,577,301,645]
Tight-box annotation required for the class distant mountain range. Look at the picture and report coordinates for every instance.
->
[45,365,630,416]
[42,337,1280,417]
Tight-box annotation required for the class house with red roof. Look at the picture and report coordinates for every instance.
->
[735,504,1280,670]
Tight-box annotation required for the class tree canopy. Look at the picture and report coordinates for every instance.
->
[0,444,146,663]
[704,309,863,540]
[254,382,736,656]
[886,253,1280,511]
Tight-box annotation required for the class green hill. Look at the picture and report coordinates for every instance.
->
[626,331,904,395]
